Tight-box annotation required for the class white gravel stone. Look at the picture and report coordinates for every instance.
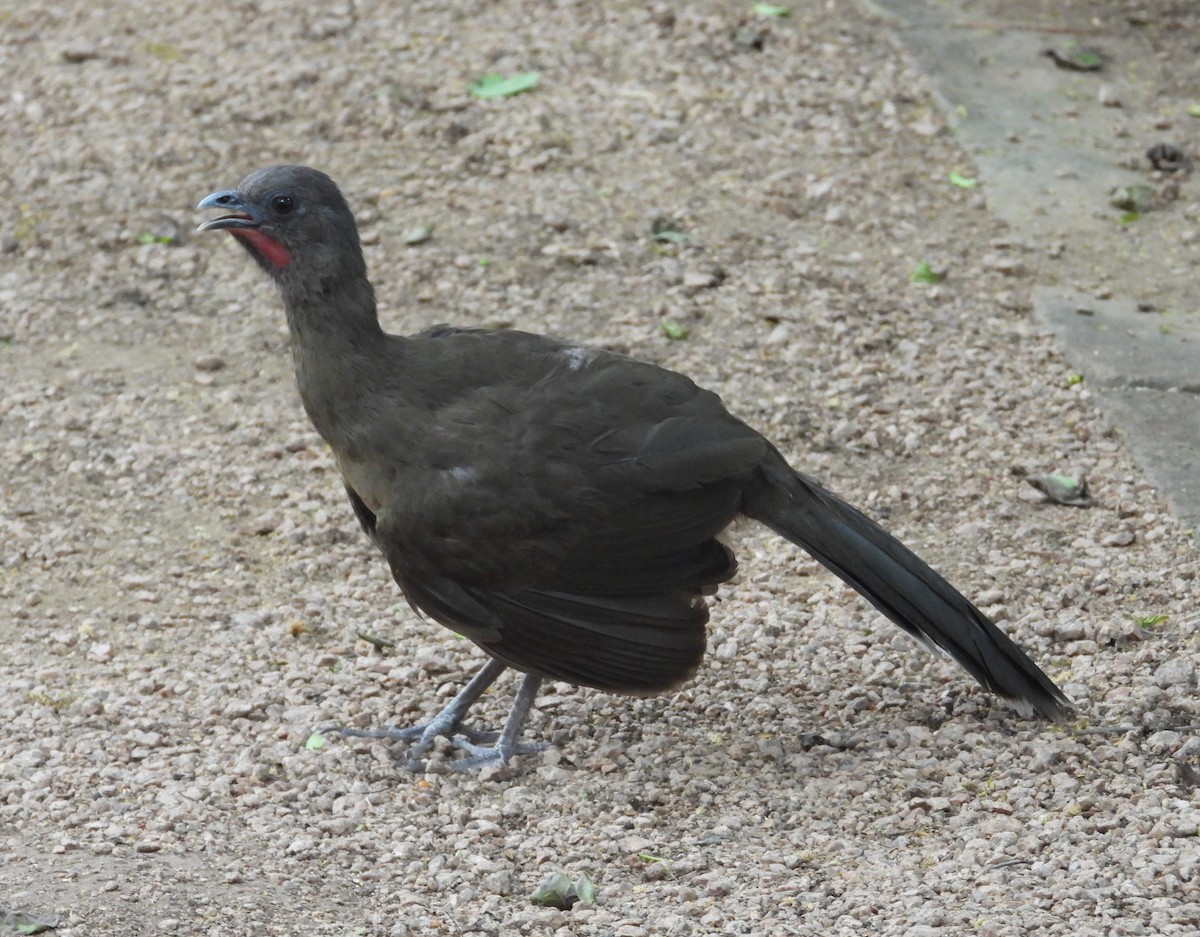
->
[1153,659,1196,688]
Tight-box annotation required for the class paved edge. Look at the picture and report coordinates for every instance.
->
[1034,286,1199,529]
[868,0,1200,532]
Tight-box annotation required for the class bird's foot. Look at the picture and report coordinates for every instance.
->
[444,737,549,773]
[437,671,547,772]
[324,657,514,769]
[321,661,546,777]
[322,719,495,765]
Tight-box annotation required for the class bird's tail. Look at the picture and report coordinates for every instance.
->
[742,451,1072,721]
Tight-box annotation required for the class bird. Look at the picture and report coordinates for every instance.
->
[197,165,1072,772]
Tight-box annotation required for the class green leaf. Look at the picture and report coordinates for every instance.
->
[1133,613,1168,628]
[141,41,182,62]
[910,261,944,284]
[1024,472,1091,506]
[304,733,326,751]
[1044,45,1104,71]
[1066,372,1084,386]
[529,871,597,909]
[469,72,540,99]
[1118,211,1139,224]
[530,872,574,909]
[1188,103,1200,118]
[661,320,689,341]
[572,872,597,905]
[947,170,977,189]
[137,232,175,245]
[753,3,791,15]
[1109,184,1154,213]
[1,911,56,935]
[650,216,689,245]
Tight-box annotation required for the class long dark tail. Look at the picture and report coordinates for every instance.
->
[743,451,1072,721]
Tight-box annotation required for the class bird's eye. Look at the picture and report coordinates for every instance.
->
[270,195,295,215]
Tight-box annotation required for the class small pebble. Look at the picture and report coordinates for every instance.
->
[61,39,100,63]
[14,748,48,768]
[682,269,724,290]
[983,254,1025,276]
[193,354,227,372]
[1153,659,1196,689]
[403,225,433,245]
[1101,529,1136,547]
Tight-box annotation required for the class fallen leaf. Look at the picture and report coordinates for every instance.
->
[530,871,597,910]
[1024,473,1092,507]
[661,320,689,341]
[1043,44,1104,71]
[469,72,539,99]
[0,910,57,935]
[910,261,944,284]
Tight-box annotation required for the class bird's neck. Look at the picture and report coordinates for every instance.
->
[277,259,383,348]
[276,263,395,447]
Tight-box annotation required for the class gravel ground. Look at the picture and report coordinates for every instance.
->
[2,1,1198,935]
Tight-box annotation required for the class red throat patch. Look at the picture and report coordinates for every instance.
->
[232,228,291,272]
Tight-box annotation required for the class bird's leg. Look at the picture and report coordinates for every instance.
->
[324,657,508,763]
[449,671,547,771]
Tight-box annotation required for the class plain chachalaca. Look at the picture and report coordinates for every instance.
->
[198,165,1071,771]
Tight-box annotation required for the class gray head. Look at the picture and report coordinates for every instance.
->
[197,165,366,291]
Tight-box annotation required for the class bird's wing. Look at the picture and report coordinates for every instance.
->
[361,333,768,690]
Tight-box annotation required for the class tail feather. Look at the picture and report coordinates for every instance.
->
[743,454,1072,721]
[479,588,710,694]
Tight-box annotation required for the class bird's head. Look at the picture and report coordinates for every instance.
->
[197,165,364,285]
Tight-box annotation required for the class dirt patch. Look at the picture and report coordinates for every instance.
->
[2,1,1197,935]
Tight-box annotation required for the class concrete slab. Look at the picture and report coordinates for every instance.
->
[870,0,1200,530]
[870,0,1151,238]
[1035,286,1199,525]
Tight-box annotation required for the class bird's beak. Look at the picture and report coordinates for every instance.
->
[196,190,263,232]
